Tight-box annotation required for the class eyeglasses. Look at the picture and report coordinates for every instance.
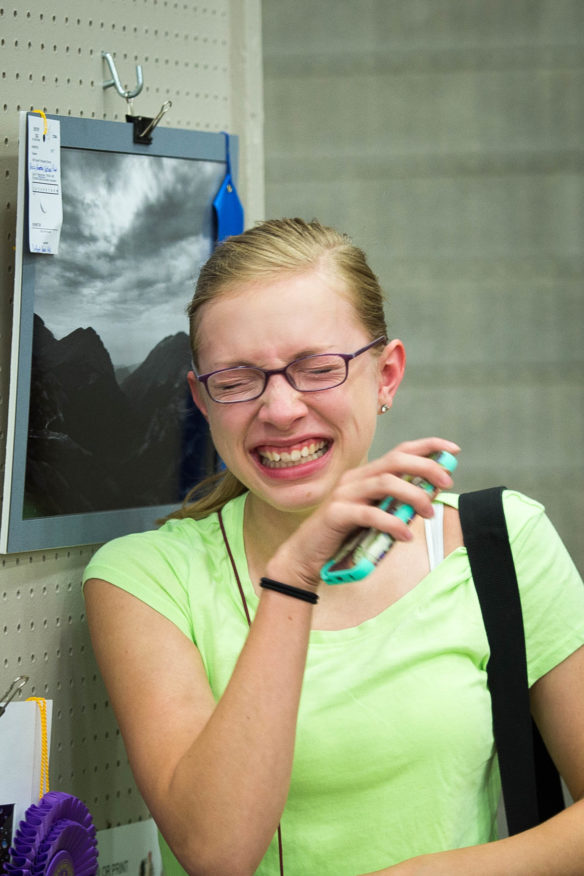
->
[195,336,387,404]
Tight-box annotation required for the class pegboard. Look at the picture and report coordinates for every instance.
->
[0,2,232,129]
[0,545,140,827]
[0,0,263,830]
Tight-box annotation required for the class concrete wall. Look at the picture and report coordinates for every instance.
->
[263,0,584,571]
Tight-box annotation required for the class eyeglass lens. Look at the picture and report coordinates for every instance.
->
[207,354,348,402]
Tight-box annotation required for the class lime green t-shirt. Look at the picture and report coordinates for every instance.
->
[83,491,584,875]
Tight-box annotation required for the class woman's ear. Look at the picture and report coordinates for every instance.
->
[377,339,406,411]
[187,370,209,421]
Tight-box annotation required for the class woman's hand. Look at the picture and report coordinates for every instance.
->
[267,437,460,590]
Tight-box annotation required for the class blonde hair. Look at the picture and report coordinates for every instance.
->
[165,217,388,522]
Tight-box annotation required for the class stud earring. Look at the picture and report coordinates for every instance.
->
[379,404,389,414]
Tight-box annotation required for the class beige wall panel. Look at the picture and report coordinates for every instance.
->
[1,0,263,829]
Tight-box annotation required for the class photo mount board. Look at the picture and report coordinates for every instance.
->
[1,112,237,554]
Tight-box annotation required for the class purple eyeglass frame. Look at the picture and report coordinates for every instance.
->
[194,335,387,404]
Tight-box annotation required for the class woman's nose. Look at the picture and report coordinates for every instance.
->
[257,373,308,426]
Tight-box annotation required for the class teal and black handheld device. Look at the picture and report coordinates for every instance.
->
[320,450,458,585]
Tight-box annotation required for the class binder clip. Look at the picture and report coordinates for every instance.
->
[126,100,172,146]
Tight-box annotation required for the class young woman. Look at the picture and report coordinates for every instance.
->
[84,218,584,875]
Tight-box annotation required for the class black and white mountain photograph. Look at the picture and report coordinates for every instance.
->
[24,146,224,518]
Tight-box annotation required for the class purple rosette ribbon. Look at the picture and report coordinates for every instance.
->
[4,792,97,876]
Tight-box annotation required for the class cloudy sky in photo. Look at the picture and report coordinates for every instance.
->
[35,147,225,368]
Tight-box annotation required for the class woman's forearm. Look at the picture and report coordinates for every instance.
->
[364,798,584,875]
[159,589,314,876]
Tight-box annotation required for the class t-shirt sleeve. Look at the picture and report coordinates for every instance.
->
[82,524,197,642]
[502,490,584,686]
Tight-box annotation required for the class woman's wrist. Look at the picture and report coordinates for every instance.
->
[265,544,322,593]
[259,577,319,604]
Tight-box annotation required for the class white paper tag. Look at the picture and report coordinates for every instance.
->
[27,114,63,254]
[97,820,163,876]
[0,700,53,840]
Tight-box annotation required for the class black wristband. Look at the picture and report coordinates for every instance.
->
[259,577,319,604]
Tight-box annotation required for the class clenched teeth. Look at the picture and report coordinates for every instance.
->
[259,440,328,468]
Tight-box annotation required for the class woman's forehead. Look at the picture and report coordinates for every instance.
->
[201,267,356,322]
[195,271,366,367]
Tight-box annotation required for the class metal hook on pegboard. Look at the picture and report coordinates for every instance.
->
[101,50,171,145]
[102,51,144,104]
[0,676,29,719]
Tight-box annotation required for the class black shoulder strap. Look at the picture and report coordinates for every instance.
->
[458,487,564,834]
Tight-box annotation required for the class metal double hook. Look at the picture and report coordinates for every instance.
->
[102,51,144,102]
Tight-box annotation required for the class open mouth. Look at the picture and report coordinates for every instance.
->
[256,439,330,469]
